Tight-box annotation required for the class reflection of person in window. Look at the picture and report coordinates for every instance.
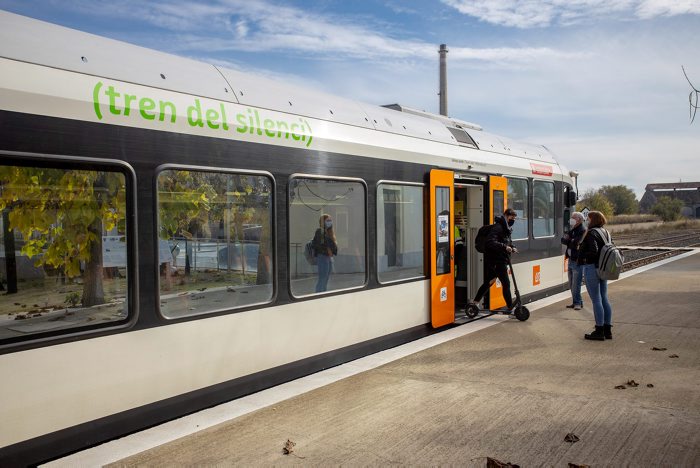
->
[313,214,338,292]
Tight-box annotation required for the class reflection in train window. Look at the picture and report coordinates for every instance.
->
[533,180,555,237]
[377,183,424,283]
[157,169,274,318]
[289,177,366,297]
[0,164,129,341]
[507,178,529,240]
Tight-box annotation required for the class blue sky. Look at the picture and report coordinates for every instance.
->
[1,0,699,198]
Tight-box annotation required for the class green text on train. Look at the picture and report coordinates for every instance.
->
[92,81,313,147]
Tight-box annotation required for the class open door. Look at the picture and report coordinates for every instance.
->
[488,175,508,310]
[429,169,454,327]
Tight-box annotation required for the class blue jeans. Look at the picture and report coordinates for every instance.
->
[568,259,584,306]
[582,264,613,326]
[315,254,332,292]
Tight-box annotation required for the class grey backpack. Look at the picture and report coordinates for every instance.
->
[592,228,624,280]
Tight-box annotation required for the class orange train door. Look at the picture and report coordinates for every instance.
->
[488,175,508,310]
[429,169,454,328]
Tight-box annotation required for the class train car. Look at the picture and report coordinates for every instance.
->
[0,11,577,465]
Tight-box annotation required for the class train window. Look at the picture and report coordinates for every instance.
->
[156,168,274,318]
[533,180,555,237]
[435,186,451,275]
[377,183,424,283]
[289,177,366,297]
[0,163,130,341]
[492,190,504,219]
[507,178,529,240]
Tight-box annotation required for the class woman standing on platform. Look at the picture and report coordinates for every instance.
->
[562,211,586,310]
[312,213,338,292]
[577,211,614,341]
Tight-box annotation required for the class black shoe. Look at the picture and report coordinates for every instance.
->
[604,324,613,340]
[565,304,575,309]
[585,326,606,341]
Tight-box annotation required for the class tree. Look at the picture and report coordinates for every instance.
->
[576,189,614,219]
[600,185,639,215]
[651,196,684,222]
[0,166,125,306]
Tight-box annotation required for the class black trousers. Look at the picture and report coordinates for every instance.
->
[473,262,513,309]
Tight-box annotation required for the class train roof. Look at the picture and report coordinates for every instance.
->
[0,10,570,181]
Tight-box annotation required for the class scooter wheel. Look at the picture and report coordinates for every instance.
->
[514,305,530,321]
[465,304,480,318]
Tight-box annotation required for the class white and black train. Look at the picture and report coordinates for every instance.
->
[0,11,578,465]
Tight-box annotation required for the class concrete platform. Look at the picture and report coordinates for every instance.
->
[65,252,700,466]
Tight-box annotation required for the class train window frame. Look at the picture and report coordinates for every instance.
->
[287,174,368,299]
[532,179,556,239]
[0,151,138,350]
[376,180,426,285]
[154,164,277,320]
[506,176,530,241]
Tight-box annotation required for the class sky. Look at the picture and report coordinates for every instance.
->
[1,0,699,198]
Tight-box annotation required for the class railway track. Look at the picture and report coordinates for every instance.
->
[613,229,700,247]
[620,248,690,272]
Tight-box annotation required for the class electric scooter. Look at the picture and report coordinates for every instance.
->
[464,257,530,321]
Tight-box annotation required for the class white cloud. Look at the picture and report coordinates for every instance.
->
[54,0,577,65]
[637,0,700,18]
[534,134,700,198]
[441,0,700,28]
[233,19,248,39]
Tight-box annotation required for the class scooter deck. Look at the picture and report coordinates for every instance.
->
[464,303,530,321]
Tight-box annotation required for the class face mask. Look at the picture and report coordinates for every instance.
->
[569,218,578,228]
[507,219,515,227]
[325,220,333,229]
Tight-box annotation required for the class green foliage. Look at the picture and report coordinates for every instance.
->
[651,196,684,222]
[0,167,125,278]
[65,291,81,307]
[0,166,126,306]
[157,170,217,240]
[600,185,639,215]
[576,189,614,219]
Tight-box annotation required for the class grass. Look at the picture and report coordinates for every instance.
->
[614,218,700,235]
[1,276,126,317]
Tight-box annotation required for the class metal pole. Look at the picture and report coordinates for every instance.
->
[439,44,448,116]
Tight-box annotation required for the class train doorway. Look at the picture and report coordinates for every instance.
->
[429,170,487,328]
[453,182,484,311]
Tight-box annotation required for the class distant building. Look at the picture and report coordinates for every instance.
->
[640,182,700,218]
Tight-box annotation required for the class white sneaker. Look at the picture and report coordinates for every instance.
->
[574,305,582,310]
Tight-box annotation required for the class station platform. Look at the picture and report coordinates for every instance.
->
[50,250,700,467]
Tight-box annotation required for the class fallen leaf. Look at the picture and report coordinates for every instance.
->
[669,354,679,358]
[615,385,626,389]
[651,347,667,351]
[486,457,520,468]
[564,433,580,443]
[283,439,296,455]
[626,380,639,387]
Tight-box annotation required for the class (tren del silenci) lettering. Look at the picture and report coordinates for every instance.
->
[92,81,313,147]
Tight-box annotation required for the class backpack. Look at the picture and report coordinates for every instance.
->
[304,240,317,266]
[475,224,495,253]
[592,228,624,280]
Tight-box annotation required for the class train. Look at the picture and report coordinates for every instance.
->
[0,10,577,465]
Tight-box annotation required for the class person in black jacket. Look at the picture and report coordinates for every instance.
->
[313,213,338,292]
[470,208,519,310]
[561,211,586,310]
[577,211,614,341]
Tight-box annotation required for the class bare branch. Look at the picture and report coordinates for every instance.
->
[682,65,699,124]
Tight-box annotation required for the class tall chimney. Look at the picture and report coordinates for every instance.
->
[438,44,448,116]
